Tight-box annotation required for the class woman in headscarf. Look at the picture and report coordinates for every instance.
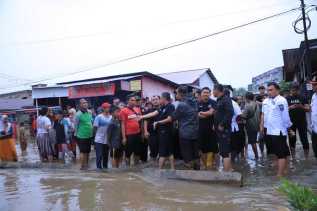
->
[0,115,18,161]
[36,106,54,162]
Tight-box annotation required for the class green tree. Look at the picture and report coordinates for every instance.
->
[279,80,291,93]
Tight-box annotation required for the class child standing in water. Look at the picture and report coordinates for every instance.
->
[108,106,123,168]
[19,122,27,156]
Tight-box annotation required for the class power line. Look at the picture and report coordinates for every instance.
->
[0,73,32,82]
[1,2,298,48]
[3,7,300,91]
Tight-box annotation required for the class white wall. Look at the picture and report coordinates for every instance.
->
[199,72,215,90]
[141,76,175,98]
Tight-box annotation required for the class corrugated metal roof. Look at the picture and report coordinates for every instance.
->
[0,98,33,110]
[159,69,209,85]
[32,86,68,99]
[61,75,140,87]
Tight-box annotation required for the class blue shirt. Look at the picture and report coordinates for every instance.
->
[93,114,112,144]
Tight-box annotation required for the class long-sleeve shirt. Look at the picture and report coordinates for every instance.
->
[214,95,234,130]
[311,93,317,133]
[262,95,292,136]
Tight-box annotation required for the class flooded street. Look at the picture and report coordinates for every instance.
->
[0,143,317,211]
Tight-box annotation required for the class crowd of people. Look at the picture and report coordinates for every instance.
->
[1,75,317,177]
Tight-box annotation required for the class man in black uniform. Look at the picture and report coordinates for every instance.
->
[144,96,160,161]
[198,87,217,169]
[173,86,200,170]
[213,84,234,172]
[286,83,310,157]
[256,85,270,156]
[141,93,175,169]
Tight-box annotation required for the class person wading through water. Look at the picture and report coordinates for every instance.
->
[260,82,293,177]
[197,87,218,169]
[120,94,142,166]
[213,84,234,172]
[75,99,93,170]
[141,92,176,169]
[172,86,200,170]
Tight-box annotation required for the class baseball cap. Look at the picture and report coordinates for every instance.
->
[101,102,111,109]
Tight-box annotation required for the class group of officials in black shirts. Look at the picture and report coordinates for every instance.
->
[140,84,234,172]
[137,80,317,177]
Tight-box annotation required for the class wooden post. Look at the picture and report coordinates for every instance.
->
[35,98,39,118]
[58,97,62,108]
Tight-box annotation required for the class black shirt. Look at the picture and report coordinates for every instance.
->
[286,95,308,123]
[54,120,66,144]
[107,119,122,149]
[214,95,234,129]
[157,103,175,131]
[198,99,217,130]
[256,94,266,103]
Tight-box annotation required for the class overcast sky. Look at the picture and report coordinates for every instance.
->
[0,0,317,94]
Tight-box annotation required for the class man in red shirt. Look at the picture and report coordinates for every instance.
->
[120,94,142,166]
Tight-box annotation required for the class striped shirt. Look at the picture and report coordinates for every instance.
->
[262,95,292,136]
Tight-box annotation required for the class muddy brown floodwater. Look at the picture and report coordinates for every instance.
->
[0,143,316,211]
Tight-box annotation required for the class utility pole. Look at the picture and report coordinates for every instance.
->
[300,0,312,80]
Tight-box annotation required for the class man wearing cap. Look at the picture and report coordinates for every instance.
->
[93,102,112,170]
[311,74,317,158]
[286,83,310,157]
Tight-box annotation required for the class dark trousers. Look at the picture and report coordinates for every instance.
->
[140,139,148,162]
[312,132,317,158]
[173,129,182,160]
[289,121,309,151]
[179,138,199,163]
[149,133,159,159]
[259,128,273,155]
[95,143,109,169]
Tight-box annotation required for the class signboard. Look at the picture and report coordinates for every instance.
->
[130,80,141,91]
[120,80,130,91]
[68,83,115,99]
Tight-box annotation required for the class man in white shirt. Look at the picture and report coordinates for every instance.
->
[260,82,292,177]
[311,75,317,158]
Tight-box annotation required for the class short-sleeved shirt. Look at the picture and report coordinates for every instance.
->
[286,95,308,123]
[157,103,175,131]
[37,116,51,134]
[93,114,112,144]
[198,99,216,130]
[172,97,199,140]
[120,107,141,136]
[75,111,93,139]
[262,95,292,136]
[214,95,234,130]
[107,119,122,149]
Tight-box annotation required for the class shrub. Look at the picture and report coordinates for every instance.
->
[278,179,317,211]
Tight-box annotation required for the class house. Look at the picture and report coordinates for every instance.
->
[159,68,218,90]
[0,90,33,112]
[283,39,317,83]
[32,71,178,109]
